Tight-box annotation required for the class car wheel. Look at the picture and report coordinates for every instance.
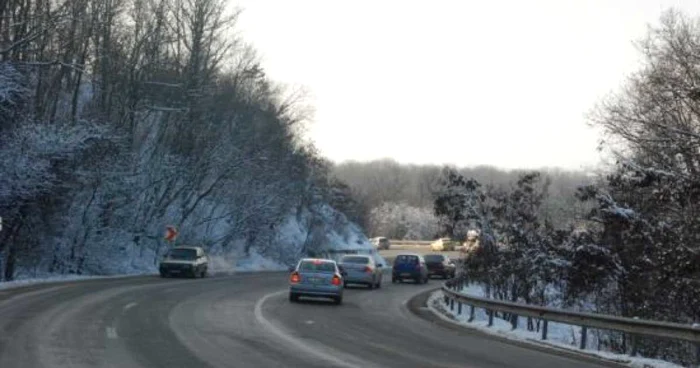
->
[376,279,381,289]
[367,281,374,289]
[391,277,397,283]
[334,295,343,305]
[289,293,299,303]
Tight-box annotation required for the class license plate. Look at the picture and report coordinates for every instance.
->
[401,273,411,277]
[310,277,322,284]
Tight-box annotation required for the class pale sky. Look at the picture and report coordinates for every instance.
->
[231,0,700,170]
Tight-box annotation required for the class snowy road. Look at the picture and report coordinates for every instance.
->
[0,272,614,368]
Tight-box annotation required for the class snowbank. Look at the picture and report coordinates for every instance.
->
[427,289,683,368]
[0,273,151,291]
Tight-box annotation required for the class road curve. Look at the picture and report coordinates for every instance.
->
[0,272,612,368]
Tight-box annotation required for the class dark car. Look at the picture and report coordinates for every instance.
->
[424,254,456,279]
[391,253,428,284]
[159,246,209,278]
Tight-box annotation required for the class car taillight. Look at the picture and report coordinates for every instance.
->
[331,275,341,286]
[415,263,421,270]
[290,272,301,283]
[364,266,372,273]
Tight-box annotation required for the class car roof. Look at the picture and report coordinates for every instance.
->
[395,253,422,257]
[171,246,202,251]
[341,254,371,258]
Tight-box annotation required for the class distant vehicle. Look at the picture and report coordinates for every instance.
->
[288,258,345,305]
[391,253,429,284]
[159,246,208,278]
[430,237,459,252]
[424,254,457,279]
[338,254,383,289]
[375,237,391,250]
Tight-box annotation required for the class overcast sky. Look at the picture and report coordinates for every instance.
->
[231,0,700,170]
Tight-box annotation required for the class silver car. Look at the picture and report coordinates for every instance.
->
[289,258,345,305]
[338,255,383,289]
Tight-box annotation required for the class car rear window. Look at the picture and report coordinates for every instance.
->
[395,255,419,264]
[341,256,370,264]
[299,260,336,273]
[166,248,197,260]
[424,255,444,262]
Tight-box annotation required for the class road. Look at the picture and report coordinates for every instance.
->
[0,254,613,368]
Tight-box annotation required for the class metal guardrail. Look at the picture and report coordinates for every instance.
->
[388,239,433,246]
[441,280,700,365]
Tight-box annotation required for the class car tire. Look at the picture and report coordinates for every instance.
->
[334,296,343,305]
[289,293,299,303]
[368,282,374,290]
[376,280,381,289]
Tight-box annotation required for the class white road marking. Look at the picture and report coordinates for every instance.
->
[106,327,118,339]
[254,291,375,368]
[123,302,138,311]
[305,320,314,325]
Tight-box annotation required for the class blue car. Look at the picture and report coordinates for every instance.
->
[392,253,429,284]
[289,258,345,305]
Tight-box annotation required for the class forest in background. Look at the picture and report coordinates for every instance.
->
[333,160,594,240]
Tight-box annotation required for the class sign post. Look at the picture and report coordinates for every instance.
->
[164,225,178,244]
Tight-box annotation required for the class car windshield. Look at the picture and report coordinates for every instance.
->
[341,256,370,264]
[424,255,444,262]
[166,248,197,260]
[395,255,419,264]
[299,260,336,273]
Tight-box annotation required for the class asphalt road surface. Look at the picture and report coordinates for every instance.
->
[0,268,614,367]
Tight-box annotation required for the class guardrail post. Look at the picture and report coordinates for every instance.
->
[488,310,494,327]
[468,305,475,322]
[511,314,518,330]
[630,317,639,357]
[450,298,454,311]
[457,301,462,315]
[580,326,587,350]
[541,320,548,340]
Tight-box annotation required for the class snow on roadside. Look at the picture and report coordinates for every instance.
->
[233,251,287,273]
[0,273,153,291]
[427,290,684,368]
